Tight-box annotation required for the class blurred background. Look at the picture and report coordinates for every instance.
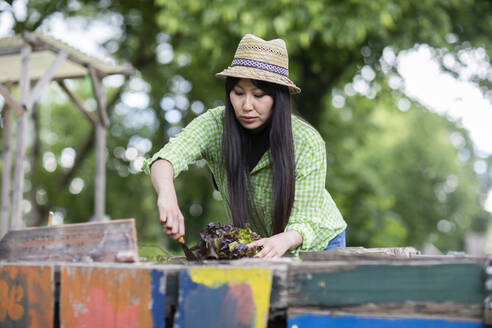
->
[0,0,491,256]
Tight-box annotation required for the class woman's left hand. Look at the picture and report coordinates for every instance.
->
[247,230,303,258]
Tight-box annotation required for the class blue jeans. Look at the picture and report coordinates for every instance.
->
[325,231,346,250]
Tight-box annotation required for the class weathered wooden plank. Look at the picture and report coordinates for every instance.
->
[175,266,273,328]
[1,258,487,326]
[0,264,54,327]
[151,259,289,321]
[287,309,487,328]
[0,219,138,262]
[297,302,483,320]
[22,32,94,70]
[300,247,420,260]
[21,32,134,78]
[60,264,166,328]
[288,261,484,307]
[0,45,23,56]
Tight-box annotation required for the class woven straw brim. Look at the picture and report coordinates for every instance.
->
[216,66,301,94]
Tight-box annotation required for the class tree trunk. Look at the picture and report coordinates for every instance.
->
[1,104,12,237]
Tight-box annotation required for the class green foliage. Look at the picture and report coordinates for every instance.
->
[138,244,174,263]
[325,83,487,251]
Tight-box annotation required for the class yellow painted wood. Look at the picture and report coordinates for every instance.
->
[188,267,272,328]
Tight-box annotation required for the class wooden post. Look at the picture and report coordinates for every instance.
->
[10,43,31,230]
[57,80,98,125]
[1,101,12,238]
[26,50,67,108]
[89,67,109,127]
[0,83,24,115]
[94,123,107,221]
[0,82,25,233]
[89,67,108,221]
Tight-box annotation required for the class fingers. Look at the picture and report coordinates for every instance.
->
[156,189,184,240]
[169,216,184,240]
[255,246,279,258]
[247,239,264,248]
[178,213,185,238]
[250,239,280,258]
[158,208,185,240]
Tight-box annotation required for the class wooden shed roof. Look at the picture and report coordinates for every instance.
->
[0,32,133,84]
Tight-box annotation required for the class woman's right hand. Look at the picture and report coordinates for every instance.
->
[150,159,184,240]
[156,186,185,240]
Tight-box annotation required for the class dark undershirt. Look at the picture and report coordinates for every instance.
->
[246,123,271,172]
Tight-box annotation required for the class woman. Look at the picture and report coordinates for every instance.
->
[144,34,347,257]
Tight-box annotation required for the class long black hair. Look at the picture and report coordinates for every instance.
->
[222,77,295,235]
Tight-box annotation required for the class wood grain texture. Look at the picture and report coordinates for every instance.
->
[0,257,488,326]
[161,259,289,320]
[60,264,166,328]
[175,266,273,328]
[0,219,138,262]
[0,264,54,328]
[300,247,420,260]
[288,261,484,307]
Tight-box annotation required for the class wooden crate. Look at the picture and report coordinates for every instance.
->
[0,256,489,327]
[0,219,138,263]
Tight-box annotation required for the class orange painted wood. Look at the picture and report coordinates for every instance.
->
[0,264,54,327]
[60,264,166,328]
[0,219,138,262]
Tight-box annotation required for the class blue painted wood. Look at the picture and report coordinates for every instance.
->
[174,270,256,328]
[150,269,166,328]
[288,313,487,328]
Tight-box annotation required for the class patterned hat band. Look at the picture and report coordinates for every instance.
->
[231,58,289,77]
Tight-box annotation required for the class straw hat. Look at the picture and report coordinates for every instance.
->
[216,34,301,94]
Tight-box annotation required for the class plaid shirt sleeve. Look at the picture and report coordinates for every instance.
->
[142,108,222,178]
[285,122,346,255]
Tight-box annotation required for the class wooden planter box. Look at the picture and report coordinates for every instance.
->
[0,256,490,328]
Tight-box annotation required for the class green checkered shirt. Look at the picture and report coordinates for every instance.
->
[143,106,347,255]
